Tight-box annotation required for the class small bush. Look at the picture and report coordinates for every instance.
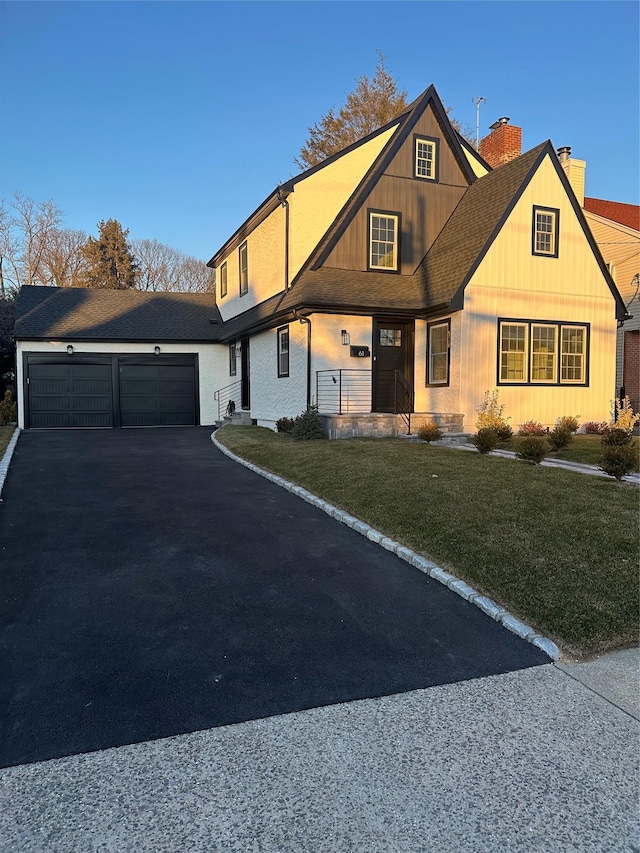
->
[472,427,499,454]
[548,426,572,451]
[599,444,636,480]
[291,406,325,441]
[276,416,295,434]
[515,435,549,464]
[601,427,632,448]
[556,415,580,434]
[0,390,17,425]
[417,421,443,443]
[610,396,640,433]
[518,421,547,437]
[476,390,511,437]
[584,421,608,435]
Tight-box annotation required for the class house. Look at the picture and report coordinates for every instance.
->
[206,84,625,436]
[13,84,627,435]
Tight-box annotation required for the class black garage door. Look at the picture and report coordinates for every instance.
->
[25,354,198,429]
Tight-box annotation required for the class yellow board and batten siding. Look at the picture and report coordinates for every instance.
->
[216,126,398,324]
[458,153,618,428]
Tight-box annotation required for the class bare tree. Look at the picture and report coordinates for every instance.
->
[39,227,88,288]
[8,192,64,288]
[131,238,215,293]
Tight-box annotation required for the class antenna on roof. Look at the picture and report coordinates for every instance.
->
[473,97,486,151]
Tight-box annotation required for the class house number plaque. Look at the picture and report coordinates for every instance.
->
[350,346,370,358]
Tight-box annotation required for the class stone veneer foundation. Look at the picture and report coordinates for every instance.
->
[319,412,464,440]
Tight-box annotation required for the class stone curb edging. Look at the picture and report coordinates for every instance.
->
[210,430,561,661]
[0,428,20,498]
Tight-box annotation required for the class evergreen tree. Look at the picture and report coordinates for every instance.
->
[79,219,139,289]
[296,53,408,170]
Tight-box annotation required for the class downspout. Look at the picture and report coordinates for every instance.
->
[294,310,312,409]
[277,186,290,291]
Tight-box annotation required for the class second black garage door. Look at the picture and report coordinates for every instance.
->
[24,354,198,429]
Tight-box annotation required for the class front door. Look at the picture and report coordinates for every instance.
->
[240,337,250,410]
[372,318,414,412]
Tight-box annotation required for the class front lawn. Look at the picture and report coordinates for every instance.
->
[217,426,639,657]
[0,425,15,458]
[505,433,640,471]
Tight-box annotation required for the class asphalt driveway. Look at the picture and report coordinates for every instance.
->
[0,428,547,768]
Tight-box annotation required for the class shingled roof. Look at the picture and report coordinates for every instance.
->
[584,197,640,232]
[14,285,222,342]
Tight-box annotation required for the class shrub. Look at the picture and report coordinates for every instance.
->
[548,426,572,451]
[472,427,499,454]
[476,390,511,437]
[515,435,549,464]
[556,415,580,434]
[0,390,17,425]
[610,396,640,433]
[518,420,547,437]
[599,444,636,480]
[601,427,633,448]
[276,416,295,434]
[291,406,325,440]
[584,421,608,435]
[417,421,443,443]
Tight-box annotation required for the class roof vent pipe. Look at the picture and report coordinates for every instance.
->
[557,146,572,164]
[489,117,510,130]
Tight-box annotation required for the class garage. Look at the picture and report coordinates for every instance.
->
[24,354,198,429]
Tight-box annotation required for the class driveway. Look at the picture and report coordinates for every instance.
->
[0,428,546,768]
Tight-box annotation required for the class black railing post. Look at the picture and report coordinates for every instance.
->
[339,370,342,415]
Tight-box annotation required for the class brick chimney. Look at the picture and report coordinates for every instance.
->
[479,117,522,169]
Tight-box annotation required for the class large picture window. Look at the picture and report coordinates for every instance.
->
[277,326,289,377]
[239,241,248,295]
[532,206,559,257]
[499,319,588,385]
[369,211,399,271]
[427,320,450,385]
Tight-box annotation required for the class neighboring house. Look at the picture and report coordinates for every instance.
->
[14,286,224,428]
[207,84,625,436]
[13,84,627,436]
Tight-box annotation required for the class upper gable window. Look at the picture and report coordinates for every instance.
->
[239,241,248,295]
[414,135,439,182]
[219,262,228,299]
[532,206,559,257]
[368,211,400,272]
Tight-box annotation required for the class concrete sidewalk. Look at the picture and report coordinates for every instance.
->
[1,656,637,853]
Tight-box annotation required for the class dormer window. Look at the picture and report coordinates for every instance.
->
[532,206,559,257]
[414,135,439,181]
[368,210,400,272]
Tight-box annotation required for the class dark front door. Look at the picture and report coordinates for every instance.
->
[372,318,414,412]
[240,337,250,410]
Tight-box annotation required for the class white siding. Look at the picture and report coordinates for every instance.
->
[16,340,228,428]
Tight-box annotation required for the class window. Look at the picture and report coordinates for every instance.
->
[379,328,402,347]
[239,241,248,295]
[531,324,556,382]
[277,326,289,377]
[369,211,399,271]
[229,342,237,376]
[532,206,559,257]
[414,136,439,181]
[219,262,228,298]
[498,319,588,385]
[427,321,450,385]
[561,326,585,383]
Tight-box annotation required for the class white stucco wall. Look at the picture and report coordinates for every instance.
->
[16,340,228,428]
[248,322,309,428]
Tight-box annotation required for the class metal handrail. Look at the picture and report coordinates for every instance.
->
[316,369,372,415]
[214,379,242,420]
[393,370,414,434]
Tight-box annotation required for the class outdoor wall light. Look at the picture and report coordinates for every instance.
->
[154,346,161,356]
[341,330,350,345]
[66,345,74,355]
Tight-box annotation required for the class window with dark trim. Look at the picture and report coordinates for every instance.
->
[368,210,400,272]
[219,262,228,298]
[239,241,248,295]
[277,326,289,377]
[427,320,450,385]
[498,319,588,385]
[414,135,439,182]
[532,206,559,257]
[229,342,237,376]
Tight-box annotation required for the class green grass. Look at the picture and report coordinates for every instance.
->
[504,433,640,471]
[0,425,15,458]
[218,426,639,657]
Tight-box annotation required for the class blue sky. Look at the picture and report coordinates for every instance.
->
[1,1,638,263]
